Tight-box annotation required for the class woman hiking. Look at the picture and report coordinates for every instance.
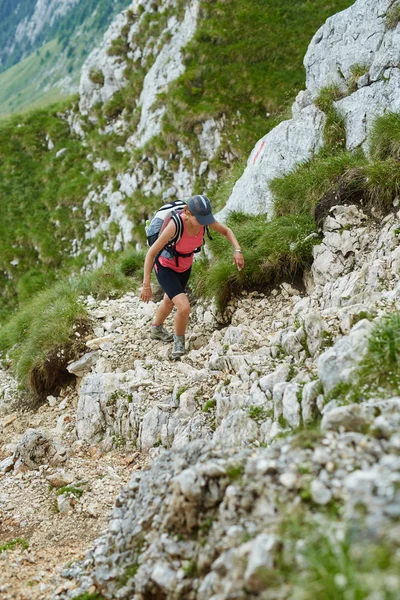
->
[140,195,244,360]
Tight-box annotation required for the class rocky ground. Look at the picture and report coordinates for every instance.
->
[0,383,151,600]
[1,204,400,599]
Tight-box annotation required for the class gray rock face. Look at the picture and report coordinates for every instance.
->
[76,372,140,446]
[13,429,68,470]
[317,319,374,393]
[67,351,99,377]
[2,0,79,66]
[129,1,200,147]
[221,0,400,220]
[217,98,326,220]
[305,0,396,94]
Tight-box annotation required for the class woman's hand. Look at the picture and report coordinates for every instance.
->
[140,284,152,303]
[233,250,244,271]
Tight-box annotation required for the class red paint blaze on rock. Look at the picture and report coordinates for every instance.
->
[252,140,265,165]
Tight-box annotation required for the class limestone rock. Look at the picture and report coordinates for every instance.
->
[321,404,373,433]
[13,429,68,470]
[67,351,99,377]
[317,319,374,393]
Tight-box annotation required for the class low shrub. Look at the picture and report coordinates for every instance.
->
[0,538,29,553]
[275,512,400,599]
[271,150,365,218]
[272,112,400,223]
[88,69,105,86]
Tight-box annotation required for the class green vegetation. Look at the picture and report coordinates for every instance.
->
[386,2,400,29]
[347,63,369,93]
[0,0,352,321]
[357,312,400,396]
[226,464,245,482]
[324,312,400,405]
[117,563,140,588]
[162,0,354,166]
[203,399,216,412]
[263,511,400,599]
[290,427,323,450]
[182,560,198,577]
[0,40,68,115]
[192,213,319,309]
[72,593,107,600]
[314,84,347,151]
[271,111,400,222]
[0,249,143,397]
[0,538,29,553]
[56,486,84,498]
[290,527,400,599]
[247,405,273,422]
[0,0,129,115]
[0,102,94,320]
[369,112,400,161]
[176,385,189,402]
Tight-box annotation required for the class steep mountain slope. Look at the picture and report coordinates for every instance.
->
[0,0,131,114]
[0,0,353,321]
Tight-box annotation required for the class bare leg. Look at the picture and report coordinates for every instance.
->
[172,293,190,336]
[153,293,174,326]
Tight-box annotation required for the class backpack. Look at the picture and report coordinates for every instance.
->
[145,199,212,266]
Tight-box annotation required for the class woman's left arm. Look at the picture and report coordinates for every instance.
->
[209,221,244,271]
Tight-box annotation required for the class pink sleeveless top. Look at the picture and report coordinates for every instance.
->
[158,214,204,273]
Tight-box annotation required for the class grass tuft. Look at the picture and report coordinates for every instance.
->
[0,250,139,398]
[0,538,29,553]
[386,2,400,29]
[192,213,318,310]
[368,112,400,161]
[357,312,400,396]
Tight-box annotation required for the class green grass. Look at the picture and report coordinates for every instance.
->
[357,313,400,396]
[291,531,400,599]
[72,593,107,600]
[273,512,400,600]
[163,0,354,162]
[0,40,69,116]
[271,112,400,221]
[386,2,400,29]
[323,312,400,404]
[0,0,130,117]
[193,212,319,309]
[0,1,353,321]
[0,249,140,397]
[369,112,400,161]
[56,486,84,498]
[0,538,29,553]
[271,150,364,218]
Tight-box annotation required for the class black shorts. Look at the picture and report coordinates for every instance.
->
[154,260,192,300]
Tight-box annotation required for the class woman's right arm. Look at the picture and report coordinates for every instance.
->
[140,220,177,303]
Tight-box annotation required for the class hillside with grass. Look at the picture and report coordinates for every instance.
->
[0,0,131,116]
[0,0,353,324]
[1,2,400,598]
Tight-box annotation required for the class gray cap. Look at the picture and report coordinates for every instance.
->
[187,195,215,225]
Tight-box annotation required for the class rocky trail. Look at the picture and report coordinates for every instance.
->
[1,204,400,598]
[0,280,302,599]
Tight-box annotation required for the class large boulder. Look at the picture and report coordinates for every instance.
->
[221,0,400,220]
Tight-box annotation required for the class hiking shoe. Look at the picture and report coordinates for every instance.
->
[150,324,174,342]
[172,335,185,360]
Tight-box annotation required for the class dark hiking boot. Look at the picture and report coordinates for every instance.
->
[150,324,173,342]
[172,334,185,360]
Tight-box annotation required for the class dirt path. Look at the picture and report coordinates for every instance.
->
[0,387,149,600]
